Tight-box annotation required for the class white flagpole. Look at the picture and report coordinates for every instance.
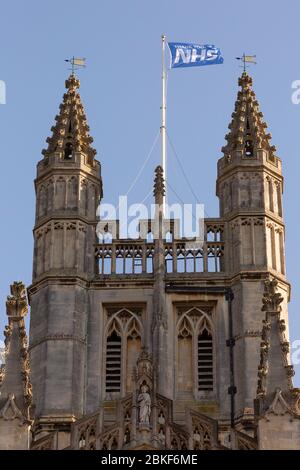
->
[161,34,167,215]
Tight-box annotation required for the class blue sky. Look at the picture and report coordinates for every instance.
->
[0,0,300,384]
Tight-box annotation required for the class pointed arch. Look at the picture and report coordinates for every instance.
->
[176,306,215,395]
[198,314,213,336]
[177,315,193,392]
[177,315,193,338]
[104,307,144,397]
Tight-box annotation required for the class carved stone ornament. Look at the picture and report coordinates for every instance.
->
[222,72,276,159]
[1,282,32,415]
[261,278,283,313]
[42,73,96,162]
[153,166,165,198]
[136,347,153,381]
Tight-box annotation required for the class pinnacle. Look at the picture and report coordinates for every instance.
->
[0,282,32,419]
[42,74,96,163]
[257,279,294,399]
[153,165,165,199]
[222,72,276,158]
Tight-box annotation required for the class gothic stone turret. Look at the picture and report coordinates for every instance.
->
[216,72,290,429]
[28,74,102,443]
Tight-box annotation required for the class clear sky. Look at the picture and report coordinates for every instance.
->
[0,0,300,384]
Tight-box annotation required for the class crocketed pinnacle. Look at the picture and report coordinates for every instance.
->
[222,72,276,158]
[42,74,96,162]
[257,279,294,399]
[153,165,165,201]
[0,282,32,422]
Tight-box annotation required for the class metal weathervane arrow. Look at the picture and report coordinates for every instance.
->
[65,57,86,75]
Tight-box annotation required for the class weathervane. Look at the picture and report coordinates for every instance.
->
[236,53,256,72]
[65,56,86,75]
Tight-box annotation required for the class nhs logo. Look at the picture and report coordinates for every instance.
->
[168,42,224,69]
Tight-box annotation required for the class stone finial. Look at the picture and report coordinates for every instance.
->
[6,281,28,318]
[221,71,276,159]
[153,166,165,204]
[42,73,96,163]
[65,73,80,91]
[238,71,253,89]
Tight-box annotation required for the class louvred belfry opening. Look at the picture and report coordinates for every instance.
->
[198,329,213,391]
[105,331,122,393]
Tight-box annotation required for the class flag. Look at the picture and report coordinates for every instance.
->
[168,42,224,69]
[244,55,256,64]
[71,58,86,67]
[236,54,256,66]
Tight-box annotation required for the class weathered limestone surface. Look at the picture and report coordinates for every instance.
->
[1,72,298,450]
[0,282,32,450]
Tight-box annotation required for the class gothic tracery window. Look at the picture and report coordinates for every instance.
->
[177,307,214,395]
[105,308,143,397]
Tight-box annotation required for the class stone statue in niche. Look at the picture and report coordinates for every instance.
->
[138,384,151,425]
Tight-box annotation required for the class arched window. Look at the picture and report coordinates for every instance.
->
[244,139,253,157]
[64,141,73,159]
[244,119,254,157]
[105,308,143,397]
[176,308,214,395]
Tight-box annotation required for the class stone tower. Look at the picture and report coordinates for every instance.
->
[28,74,102,441]
[216,72,290,429]
[1,71,299,450]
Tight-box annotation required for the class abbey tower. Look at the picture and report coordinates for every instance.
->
[1,72,300,450]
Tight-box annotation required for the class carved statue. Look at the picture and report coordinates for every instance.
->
[138,384,151,425]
